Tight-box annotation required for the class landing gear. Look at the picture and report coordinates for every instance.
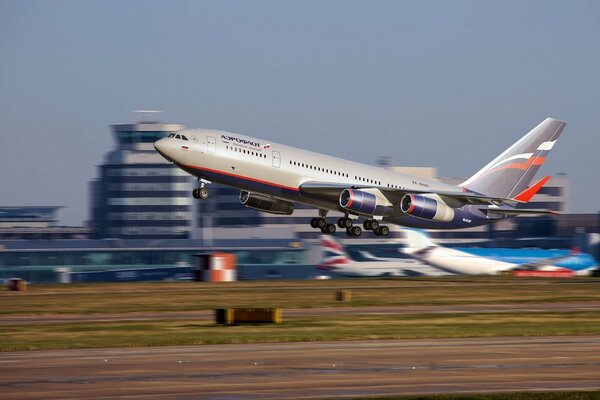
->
[192,187,209,200]
[337,217,353,229]
[310,209,337,235]
[363,219,390,236]
[363,219,379,231]
[322,223,336,234]
[346,226,362,237]
[374,225,390,236]
[310,217,327,230]
[310,217,336,234]
[192,178,211,200]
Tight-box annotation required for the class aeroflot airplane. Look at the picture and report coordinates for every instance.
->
[154,118,565,237]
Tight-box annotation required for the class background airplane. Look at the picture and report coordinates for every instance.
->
[155,118,566,237]
[402,229,598,276]
[318,235,442,277]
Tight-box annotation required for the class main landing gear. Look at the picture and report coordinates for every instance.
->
[309,211,390,237]
[192,178,211,200]
[364,219,390,236]
[310,209,336,234]
[310,217,336,234]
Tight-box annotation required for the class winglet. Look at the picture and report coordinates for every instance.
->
[512,175,551,203]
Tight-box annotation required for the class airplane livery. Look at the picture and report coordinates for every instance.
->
[402,229,598,276]
[154,118,566,236]
[319,232,598,277]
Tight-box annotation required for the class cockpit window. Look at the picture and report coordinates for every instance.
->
[168,133,175,138]
[175,134,181,139]
[181,135,188,141]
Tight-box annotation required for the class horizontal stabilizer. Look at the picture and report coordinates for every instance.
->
[512,176,551,203]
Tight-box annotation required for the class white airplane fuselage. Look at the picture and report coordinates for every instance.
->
[154,129,492,230]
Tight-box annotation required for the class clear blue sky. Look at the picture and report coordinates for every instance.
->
[1,0,599,226]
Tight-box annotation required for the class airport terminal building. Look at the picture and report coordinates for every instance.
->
[90,120,192,239]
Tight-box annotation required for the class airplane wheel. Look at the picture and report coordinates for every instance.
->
[198,187,209,200]
[310,218,319,228]
[376,225,390,236]
[347,226,362,237]
[321,223,336,234]
[192,189,199,199]
[316,218,327,229]
[363,219,379,231]
[338,218,352,229]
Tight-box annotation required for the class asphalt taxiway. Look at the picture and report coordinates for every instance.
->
[1,336,599,399]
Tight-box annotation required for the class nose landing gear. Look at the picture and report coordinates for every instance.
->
[192,178,211,200]
[192,187,209,200]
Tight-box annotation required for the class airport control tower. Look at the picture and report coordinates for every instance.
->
[90,111,191,239]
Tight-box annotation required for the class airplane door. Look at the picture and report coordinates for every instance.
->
[272,151,281,168]
[207,136,216,152]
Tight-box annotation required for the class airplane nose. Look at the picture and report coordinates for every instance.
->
[154,138,165,152]
[154,138,171,161]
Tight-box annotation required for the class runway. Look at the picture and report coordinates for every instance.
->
[2,301,599,325]
[1,336,599,399]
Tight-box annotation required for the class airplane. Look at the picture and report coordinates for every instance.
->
[318,235,441,277]
[154,118,566,237]
[402,229,598,276]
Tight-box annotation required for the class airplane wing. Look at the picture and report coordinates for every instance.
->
[482,207,560,217]
[300,173,557,219]
[299,181,513,205]
[517,250,577,270]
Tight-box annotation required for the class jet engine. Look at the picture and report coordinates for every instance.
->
[400,194,455,222]
[339,189,393,216]
[240,191,294,215]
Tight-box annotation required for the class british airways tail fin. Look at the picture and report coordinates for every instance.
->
[460,118,566,199]
[319,235,351,270]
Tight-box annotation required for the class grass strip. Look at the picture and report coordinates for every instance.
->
[2,277,600,316]
[2,311,599,351]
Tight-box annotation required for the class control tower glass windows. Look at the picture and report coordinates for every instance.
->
[116,131,169,144]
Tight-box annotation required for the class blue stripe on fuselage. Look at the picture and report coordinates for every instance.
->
[455,247,597,271]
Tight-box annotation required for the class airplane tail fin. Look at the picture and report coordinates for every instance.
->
[402,229,437,251]
[460,118,566,199]
[319,235,351,270]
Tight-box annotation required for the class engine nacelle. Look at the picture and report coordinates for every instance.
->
[339,189,393,216]
[400,194,455,222]
[240,191,294,215]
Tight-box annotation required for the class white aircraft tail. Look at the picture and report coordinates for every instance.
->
[403,229,437,251]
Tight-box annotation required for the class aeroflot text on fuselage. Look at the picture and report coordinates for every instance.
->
[154,118,566,237]
[221,134,261,148]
